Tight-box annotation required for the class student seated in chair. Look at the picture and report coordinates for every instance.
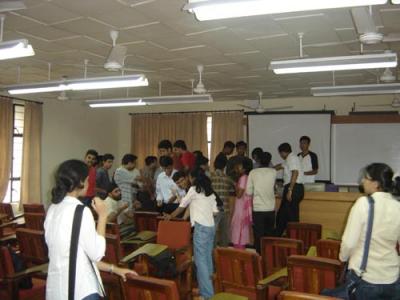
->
[104,182,129,223]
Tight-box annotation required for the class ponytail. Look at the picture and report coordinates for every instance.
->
[51,160,88,204]
[393,175,400,197]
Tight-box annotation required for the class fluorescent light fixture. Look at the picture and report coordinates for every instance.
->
[86,94,213,108]
[87,99,146,108]
[7,75,148,95]
[392,0,400,3]
[0,39,34,60]
[183,0,387,21]
[311,83,400,96]
[269,52,397,74]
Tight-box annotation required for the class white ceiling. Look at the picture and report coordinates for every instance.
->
[1,0,400,102]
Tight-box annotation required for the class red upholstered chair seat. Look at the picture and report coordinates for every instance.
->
[287,223,322,254]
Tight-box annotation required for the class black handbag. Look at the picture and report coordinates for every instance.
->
[321,195,375,300]
[69,205,105,300]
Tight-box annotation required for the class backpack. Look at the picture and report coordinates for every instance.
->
[148,249,177,279]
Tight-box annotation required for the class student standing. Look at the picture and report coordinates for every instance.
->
[226,141,253,181]
[165,169,218,300]
[246,152,277,253]
[114,154,140,209]
[173,140,196,172]
[230,159,253,249]
[275,143,304,236]
[298,136,319,183]
[95,153,114,198]
[83,149,98,205]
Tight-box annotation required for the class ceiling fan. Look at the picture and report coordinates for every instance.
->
[351,7,400,44]
[358,95,400,108]
[193,64,207,94]
[238,92,293,113]
[104,30,127,71]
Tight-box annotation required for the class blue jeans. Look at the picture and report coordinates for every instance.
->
[353,276,400,300]
[194,222,215,299]
[82,293,100,300]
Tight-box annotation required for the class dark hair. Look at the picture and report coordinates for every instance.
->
[102,153,114,162]
[223,141,235,149]
[251,147,263,159]
[158,140,172,150]
[278,143,292,153]
[51,160,88,204]
[214,155,227,170]
[236,141,247,148]
[122,154,137,165]
[172,171,186,183]
[145,156,157,166]
[363,163,400,195]
[241,158,253,175]
[159,155,173,167]
[173,140,187,150]
[259,152,272,167]
[107,182,119,194]
[300,136,311,143]
[190,168,214,197]
[85,149,98,157]
[196,155,209,167]
[193,150,203,158]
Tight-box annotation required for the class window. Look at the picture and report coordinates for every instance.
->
[207,115,212,159]
[4,104,24,203]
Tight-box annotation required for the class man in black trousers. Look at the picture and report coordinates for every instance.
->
[274,143,304,236]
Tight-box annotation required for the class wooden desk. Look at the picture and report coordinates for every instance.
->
[299,192,361,235]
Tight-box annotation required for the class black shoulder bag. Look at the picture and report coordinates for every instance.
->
[69,205,105,300]
[321,195,375,300]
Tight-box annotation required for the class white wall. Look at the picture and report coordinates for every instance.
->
[41,100,120,205]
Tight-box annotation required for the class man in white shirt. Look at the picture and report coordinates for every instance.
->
[156,156,185,213]
[246,152,277,253]
[275,143,304,236]
[298,136,319,183]
[104,183,129,223]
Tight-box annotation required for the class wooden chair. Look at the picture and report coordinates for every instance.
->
[121,212,160,248]
[121,274,180,300]
[278,291,341,300]
[15,228,48,266]
[260,237,304,276]
[287,255,342,294]
[287,223,322,254]
[0,203,23,221]
[0,246,46,300]
[316,240,341,260]
[214,247,282,300]
[155,220,192,300]
[22,204,45,214]
[23,213,45,231]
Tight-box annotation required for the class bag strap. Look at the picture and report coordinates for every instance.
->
[359,195,375,274]
[69,205,85,300]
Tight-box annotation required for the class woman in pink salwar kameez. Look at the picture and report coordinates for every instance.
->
[231,160,253,249]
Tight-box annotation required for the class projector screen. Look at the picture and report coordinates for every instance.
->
[248,113,331,181]
[332,123,400,185]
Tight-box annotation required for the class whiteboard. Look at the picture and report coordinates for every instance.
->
[332,123,400,185]
[248,113,331,181]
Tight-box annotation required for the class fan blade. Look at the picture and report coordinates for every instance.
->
[383,33,400,43]
[351,7,376,34]
[265,106,293,111]
[238,104,254,110]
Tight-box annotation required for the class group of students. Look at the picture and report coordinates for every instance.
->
[43,136,400,300]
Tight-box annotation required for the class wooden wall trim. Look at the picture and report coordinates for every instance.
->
[332,114,400,124]
[304,192,361,202]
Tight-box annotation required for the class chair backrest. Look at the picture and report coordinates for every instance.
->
[287,255,342,294]
[279,291,341,300]
[156,220,191,251]
[23,204,45,214]
[16,228,48,265]
[24,212,45,231]
[214,247,264,299]
[287,223,322,253]
[316,240,341,260]
[261,237,304,276]
[0,246,15,278]
[0,203,15,220]
[122,274,180,300]
[105,222,121,236]
[134,211,160,232]
[104,233,123,264]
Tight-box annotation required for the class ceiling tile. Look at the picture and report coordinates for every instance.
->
[13,3,80,24]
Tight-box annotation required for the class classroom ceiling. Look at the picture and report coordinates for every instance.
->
[0,0,400,102]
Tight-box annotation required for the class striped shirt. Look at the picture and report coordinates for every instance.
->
[210,169,235,211]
